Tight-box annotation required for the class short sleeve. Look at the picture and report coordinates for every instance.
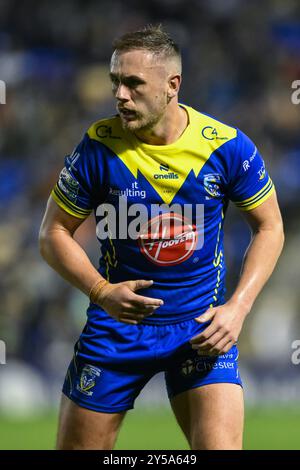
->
[51,133,101,218]
[228,129,275,211]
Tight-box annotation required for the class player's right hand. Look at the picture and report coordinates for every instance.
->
[93,279,164,325]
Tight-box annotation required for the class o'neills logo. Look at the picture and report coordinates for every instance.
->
[154,172,179,179]
[138,213,198,266]
[154,163,179,179]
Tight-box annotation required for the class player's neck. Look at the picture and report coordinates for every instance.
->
[133,104,188,146]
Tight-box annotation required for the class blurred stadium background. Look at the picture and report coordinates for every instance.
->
[0,0,300,449]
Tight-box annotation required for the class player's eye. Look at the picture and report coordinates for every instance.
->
[126,80,139,88]
[111,79,119,87]
[110,76,120,87]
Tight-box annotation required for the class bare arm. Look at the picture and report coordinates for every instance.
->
[39,197,163,324]
[228,191,284,311]
[190,191,284,355]
[39,197,102,296]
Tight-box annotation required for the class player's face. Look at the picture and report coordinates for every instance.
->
[110,50,171,132]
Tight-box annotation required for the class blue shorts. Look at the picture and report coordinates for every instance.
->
[62,312,242,413]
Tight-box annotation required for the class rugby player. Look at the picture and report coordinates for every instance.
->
[39,25,284,449]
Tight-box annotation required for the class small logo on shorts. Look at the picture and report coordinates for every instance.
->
[181,355,237,377]
[181,359,195,376]
[77,365,101,396]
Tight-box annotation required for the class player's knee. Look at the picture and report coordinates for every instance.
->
[190,432,242,450]
[56,431,116,450]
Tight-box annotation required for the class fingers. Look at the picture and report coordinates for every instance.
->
[189,322,219,346]
[190,327,236,356]
[120,303,161,321]
[120,280,164,308]
[194,308,216,323]
[190,308,238,356]
[117,301,162,325]
[191,330,223,351]
[118,318,139,325]
[200,338,234,356]
[130,292,164,308]
[125,279,154,292]
[102,280,165,324]
[124,305,161,314]
[118,312,148,325]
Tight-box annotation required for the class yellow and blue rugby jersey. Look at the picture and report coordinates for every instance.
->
[51,104,274,323]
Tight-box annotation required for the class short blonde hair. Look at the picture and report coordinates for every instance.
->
[112,24,181,71]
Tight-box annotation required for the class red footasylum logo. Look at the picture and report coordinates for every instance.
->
[138,213,198,266]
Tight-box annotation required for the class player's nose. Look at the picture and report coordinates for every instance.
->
[115,84,130,101]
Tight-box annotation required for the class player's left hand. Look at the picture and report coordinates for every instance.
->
[189,301,249,356]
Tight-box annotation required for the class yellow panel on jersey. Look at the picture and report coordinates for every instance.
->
[87,105,237,205]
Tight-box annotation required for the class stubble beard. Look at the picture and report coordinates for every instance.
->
[120,107,166,134]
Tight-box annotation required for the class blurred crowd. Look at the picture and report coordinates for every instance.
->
[0,0,300,409]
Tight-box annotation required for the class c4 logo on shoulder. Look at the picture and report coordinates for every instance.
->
[201,126,228,141]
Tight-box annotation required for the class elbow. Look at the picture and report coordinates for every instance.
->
[38,225,51,260]
[273,218,285,255]
[279,222,285,252]
[38,229,46,260]
[256,219,285,254]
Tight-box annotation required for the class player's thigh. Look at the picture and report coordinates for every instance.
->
[170,383,244,450]
[56,394,127,450]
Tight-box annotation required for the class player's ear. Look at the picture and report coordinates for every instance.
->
[167,74,181,99]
